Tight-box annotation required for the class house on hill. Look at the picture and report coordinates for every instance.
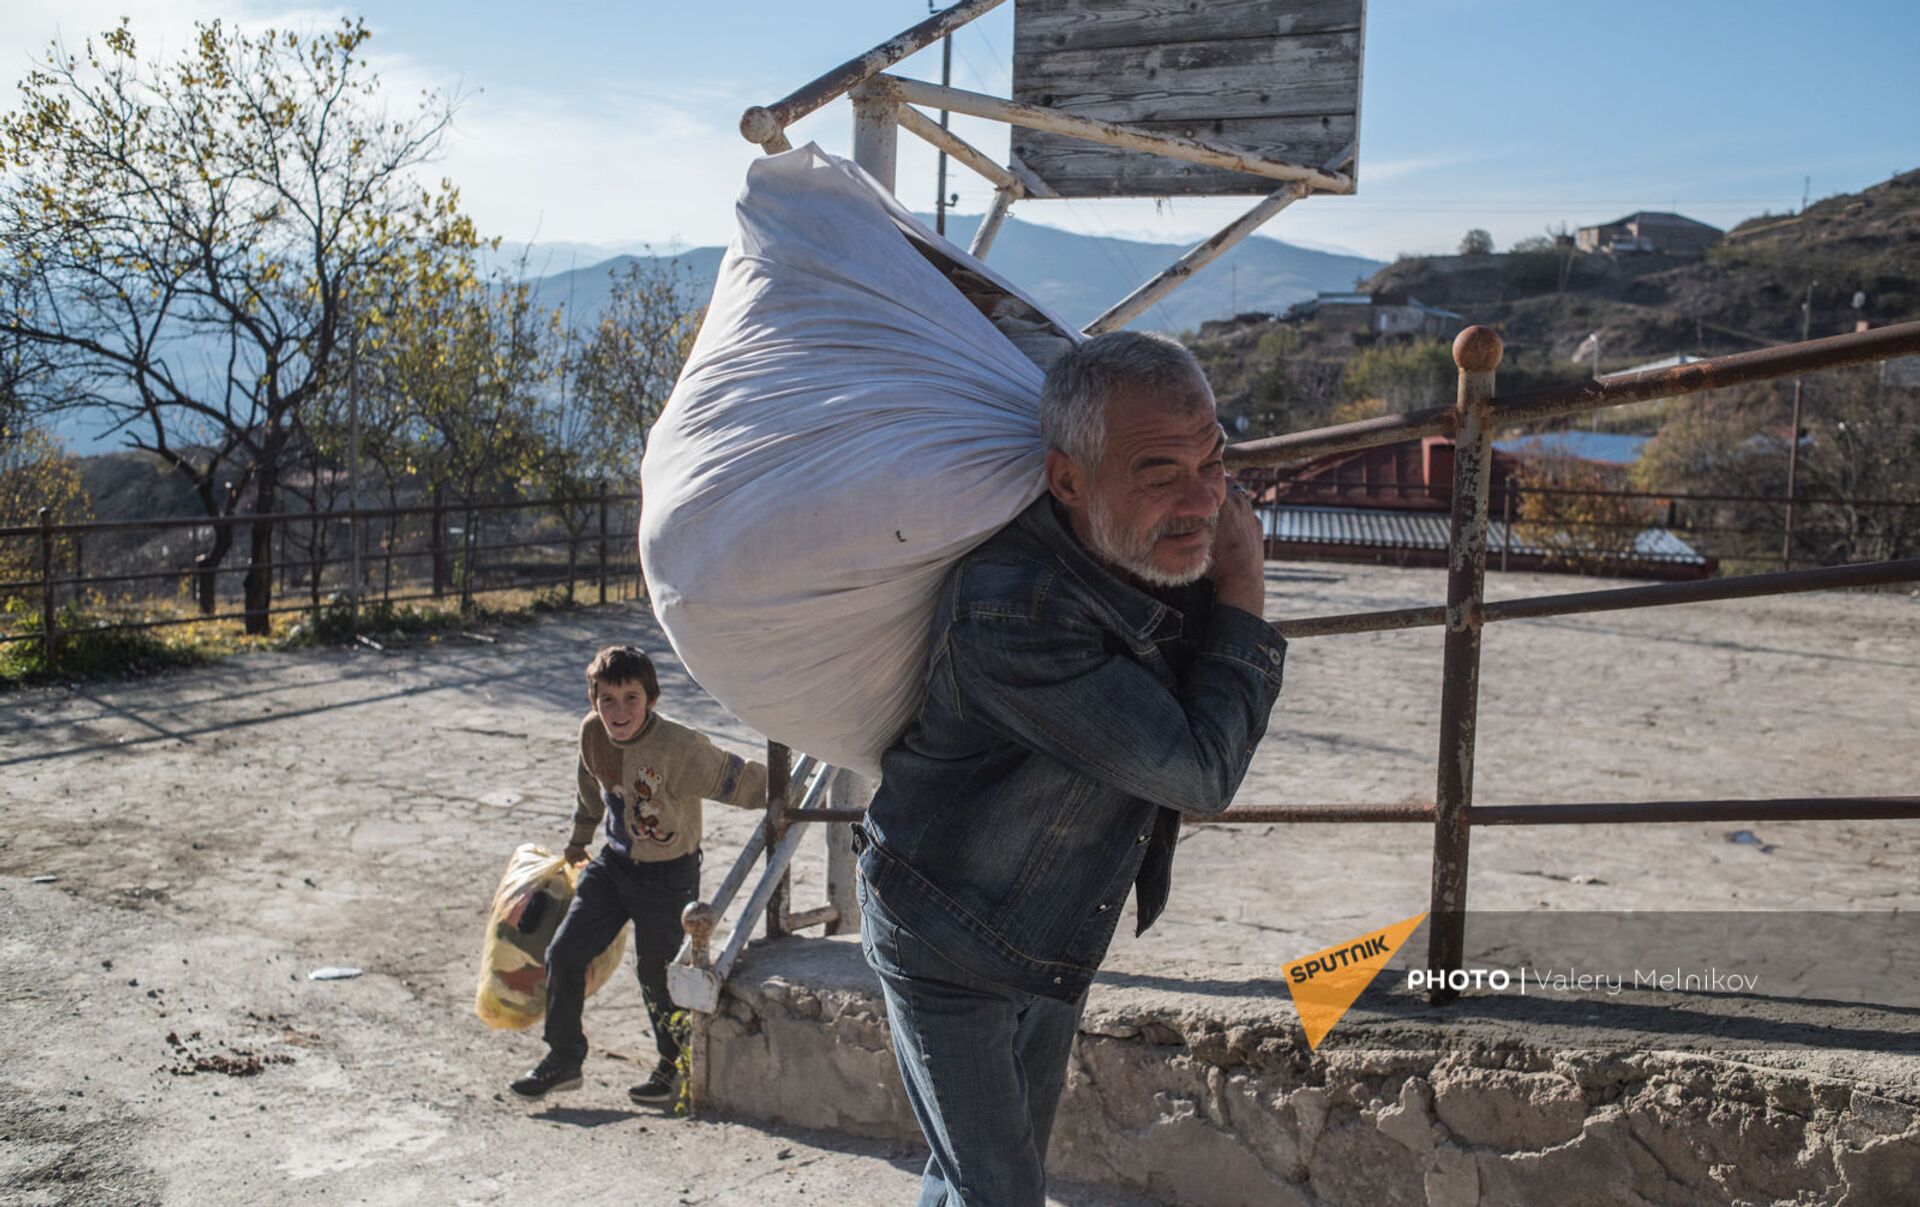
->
[1283,290,1465,340]
[1575,211,1723,256]
[1243,436,1713,580]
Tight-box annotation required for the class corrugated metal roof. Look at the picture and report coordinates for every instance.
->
[1263,505,1707,565]
[1602,353,1704,377]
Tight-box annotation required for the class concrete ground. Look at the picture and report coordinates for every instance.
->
[2,559,1915,1204]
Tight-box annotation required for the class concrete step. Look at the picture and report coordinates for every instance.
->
[689,935,1920,1206]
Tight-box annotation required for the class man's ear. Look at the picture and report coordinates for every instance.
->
[1046,448,1088,508]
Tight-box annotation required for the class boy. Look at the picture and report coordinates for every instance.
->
[509,645,767,1104]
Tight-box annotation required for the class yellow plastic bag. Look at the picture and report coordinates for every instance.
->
[474,844,628,1030]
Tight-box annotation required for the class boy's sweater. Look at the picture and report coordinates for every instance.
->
[572,712,768,862]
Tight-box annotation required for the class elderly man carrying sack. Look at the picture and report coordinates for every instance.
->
[855,330,1288,1206]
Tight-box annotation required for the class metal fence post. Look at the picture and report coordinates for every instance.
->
[348,503,360,633]
[1782,282,1814,570]
[465,513,479,612]
[764,742,791,938]
[597,481,609,606]
[430,492,446,600]
[347,309,361,631]
[1427,326,1502,1003]
[566,524,578,605]
[38,507,56,664]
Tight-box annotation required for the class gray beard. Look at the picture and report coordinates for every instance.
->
[1088,494,1215,588]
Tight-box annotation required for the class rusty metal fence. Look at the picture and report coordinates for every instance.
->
[1236,323,1920,998]
[0,490,644,659]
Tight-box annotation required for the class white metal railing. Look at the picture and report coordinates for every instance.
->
[666,755,862,1016]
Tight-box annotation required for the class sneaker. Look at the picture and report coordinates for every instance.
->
[627,1062,678,1105]
[508,1053,583,1100]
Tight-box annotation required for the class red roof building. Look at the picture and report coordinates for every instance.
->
[1244,437,1714,580]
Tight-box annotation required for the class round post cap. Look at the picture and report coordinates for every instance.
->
[1452,326,1504,373]
[680,901,717,939]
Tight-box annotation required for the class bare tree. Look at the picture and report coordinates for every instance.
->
[1793,367,1920,564]
[1633,370,1920,567]
[0,18,471,631]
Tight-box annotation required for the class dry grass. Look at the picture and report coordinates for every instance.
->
[0,573,647,688]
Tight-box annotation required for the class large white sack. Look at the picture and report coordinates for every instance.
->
[640,144,1079,779]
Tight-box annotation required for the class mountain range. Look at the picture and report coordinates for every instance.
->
[526,214,1382,338]
[48,215,1378,454]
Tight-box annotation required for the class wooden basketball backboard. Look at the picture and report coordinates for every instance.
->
[1011,0,1365,198]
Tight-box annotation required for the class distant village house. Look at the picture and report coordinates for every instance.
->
[1282,290,1466,340]
[1575,211,1723,256]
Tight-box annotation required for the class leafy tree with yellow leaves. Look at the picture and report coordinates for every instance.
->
[0,425,90,599]
[1512,452,1655,573]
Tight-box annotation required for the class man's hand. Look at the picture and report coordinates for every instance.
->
[564,844,589,866]
[1208,486,1266,617]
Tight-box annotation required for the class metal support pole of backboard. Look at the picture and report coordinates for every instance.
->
[1085,181,1309,335]
[852,81,900,192]
[740,0,1008,152]
[970,186,1016,258]
[894,104,1055,199]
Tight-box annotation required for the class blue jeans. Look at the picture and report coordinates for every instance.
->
[858,877,1088,1207]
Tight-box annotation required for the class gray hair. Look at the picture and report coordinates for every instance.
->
[1038,331,1211,470]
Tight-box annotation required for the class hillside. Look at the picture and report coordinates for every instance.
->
[1360,169,1920,366]
[1183,169,1920,440]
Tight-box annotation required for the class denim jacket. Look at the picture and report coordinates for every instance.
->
[859,495,1286,1001]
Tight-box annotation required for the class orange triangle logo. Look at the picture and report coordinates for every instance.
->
[1283,913,1427,1050]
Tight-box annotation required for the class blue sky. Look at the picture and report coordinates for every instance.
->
[5,1,1917,261]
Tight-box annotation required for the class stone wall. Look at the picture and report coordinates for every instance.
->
[697,938,1920,1206]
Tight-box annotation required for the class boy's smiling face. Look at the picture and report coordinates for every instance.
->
[592,677,653,742]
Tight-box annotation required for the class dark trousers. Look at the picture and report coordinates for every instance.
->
[858,877,1086,1207]
[543,848,700,1069]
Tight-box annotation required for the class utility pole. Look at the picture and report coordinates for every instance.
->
[1782,280,1815,570]
[1588,331,1600,431]
[932,2,953,235]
